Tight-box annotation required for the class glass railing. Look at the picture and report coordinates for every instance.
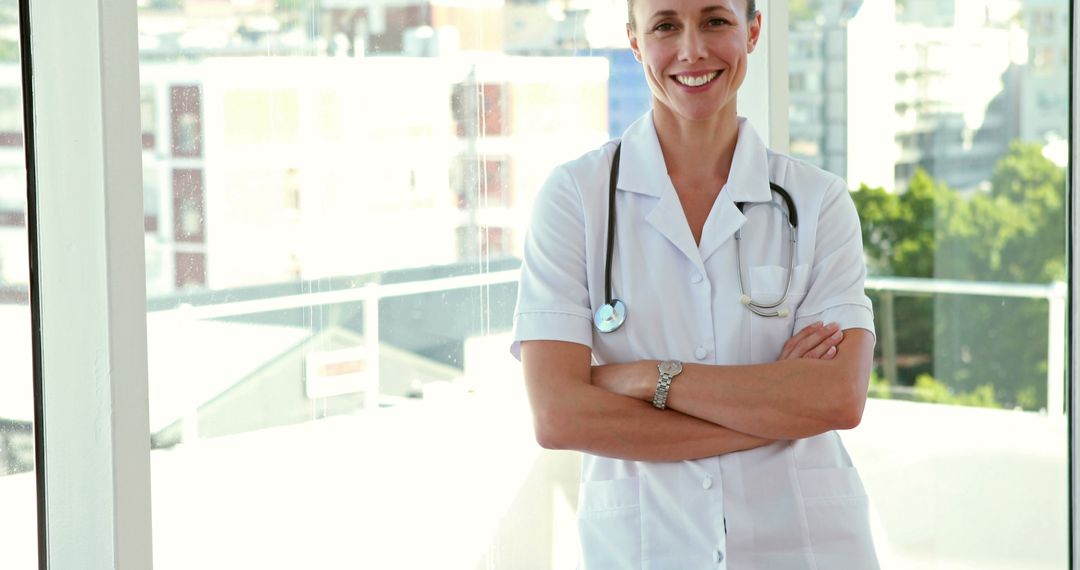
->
[140,271,1068,568]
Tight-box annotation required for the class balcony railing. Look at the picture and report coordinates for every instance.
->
[866,276,1067,414]
[153,271,1068,415]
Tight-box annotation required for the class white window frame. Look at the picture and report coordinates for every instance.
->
[26,0,153,567]
[1071,1,1080,566]
[739,0,790,151]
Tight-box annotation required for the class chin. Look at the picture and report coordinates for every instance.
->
[656,95,733,123]
[669,103,729,122]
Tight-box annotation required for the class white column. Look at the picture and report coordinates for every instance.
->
[1047,282,1066,415]
[364,283,381,409]
[738,0,789,151]
[27,0,153,567]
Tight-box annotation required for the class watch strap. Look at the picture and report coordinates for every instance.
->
[652,373,674,409]
[653,361,681,409]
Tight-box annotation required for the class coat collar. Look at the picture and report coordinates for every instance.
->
[615,112,773,205]
[615,112,774,269]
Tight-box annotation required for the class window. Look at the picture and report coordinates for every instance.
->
[134,1,619,565]
[789,71,806,92]
[173,251,206,289]
[0,13,36,563]
[171,168,204,243]
[0,87,22,147]
[452,82,510,137]
[170,85,202,157]
[144,164,160,232]
[790,2,1069,566]
[14,0,1078,566]
[1035,46,1057,68]
[142,86,157,150]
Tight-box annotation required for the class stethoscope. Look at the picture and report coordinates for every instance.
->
[593,143,800,334]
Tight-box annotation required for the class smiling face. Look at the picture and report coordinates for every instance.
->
[627,0,761,125]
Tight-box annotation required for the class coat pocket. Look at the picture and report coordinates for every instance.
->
[577,477,642,569]
[747,264,810,363]
[797,467,879,569]
[749,264,809,298]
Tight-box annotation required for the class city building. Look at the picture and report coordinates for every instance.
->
[788,0,895,190]
[892,20,1023,192]
[788,0,1035,193]
[1017,0,1069,148]
[0,8,610,468]
[122,54,608,293]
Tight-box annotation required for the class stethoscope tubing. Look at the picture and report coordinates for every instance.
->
[735,185,799,318]
[595,142,799,332]
[605,144,621,305]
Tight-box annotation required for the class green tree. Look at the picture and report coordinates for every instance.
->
[853,169,943,279]
[0,0,17,62]
[852,143,1065,410]
[987,142,1067,282]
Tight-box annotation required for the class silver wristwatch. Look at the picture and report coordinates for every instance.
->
[653,360,683,410]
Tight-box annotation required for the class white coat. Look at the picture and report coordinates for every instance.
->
[511,112,880,569]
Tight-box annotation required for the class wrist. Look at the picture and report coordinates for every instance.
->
[639,360,660,401]
[652,360,684,409]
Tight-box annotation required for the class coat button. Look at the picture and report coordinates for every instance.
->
[702,476,713,490]
[695,346,708,360]
[690,272,703,284]
[713,549,724,563]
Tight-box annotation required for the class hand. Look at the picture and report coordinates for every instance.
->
[591,361,654,400]
[779,322,843,360]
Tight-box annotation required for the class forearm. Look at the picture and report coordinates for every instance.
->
[534,383,773,462]
[600,330,874,440]
[668,359,857,439]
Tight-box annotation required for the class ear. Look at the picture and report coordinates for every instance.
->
[627,23,642,62]
[746,10,762,53]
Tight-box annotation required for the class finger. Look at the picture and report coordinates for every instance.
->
[802,326,843,359]
[801,326,844,359]
[820,345,838,360]
[784,322,833,359]
[780,321,823,359]
[781,323,820,358]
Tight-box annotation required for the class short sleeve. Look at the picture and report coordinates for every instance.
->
[510,165,594,360]
[793,180,876,336]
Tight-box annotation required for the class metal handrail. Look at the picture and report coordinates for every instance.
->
[151,269,521,321]
[151,270,1067,414]
[865,276,1067,415]
[866,276,1067,299]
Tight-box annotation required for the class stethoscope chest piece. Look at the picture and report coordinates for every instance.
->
[594,299,627,333]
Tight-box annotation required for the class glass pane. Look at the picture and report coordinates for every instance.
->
[790,0,1069,567]
[0,7,38,563]
[138,1,633,566]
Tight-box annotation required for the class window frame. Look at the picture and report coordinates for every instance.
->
[23,0,154,567]
[17,0,1078,567]
[1070,2,1079,567]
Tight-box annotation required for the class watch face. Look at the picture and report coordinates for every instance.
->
[659,360,682,375]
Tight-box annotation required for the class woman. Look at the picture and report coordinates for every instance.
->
[511,0,879,567]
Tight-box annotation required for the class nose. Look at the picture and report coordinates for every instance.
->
[678,27,707,62]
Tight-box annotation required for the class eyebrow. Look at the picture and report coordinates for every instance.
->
[648,5,735,21]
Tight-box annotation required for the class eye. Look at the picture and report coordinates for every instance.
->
[707,17,731,27]
[653,22,677,32]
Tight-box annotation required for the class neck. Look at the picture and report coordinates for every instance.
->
[651,104,740,188]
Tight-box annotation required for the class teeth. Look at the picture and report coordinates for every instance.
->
[675,72,719,87]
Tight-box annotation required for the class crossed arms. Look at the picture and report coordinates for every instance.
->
[520,323,875,462]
